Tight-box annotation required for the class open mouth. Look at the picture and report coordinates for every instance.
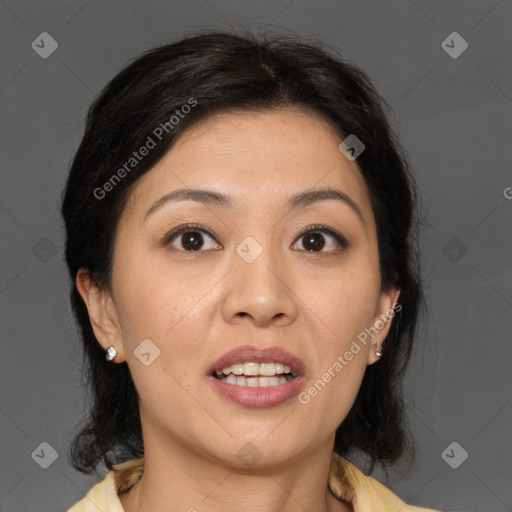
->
[212,361,298,387]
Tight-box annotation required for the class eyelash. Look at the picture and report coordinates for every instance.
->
[162,223,349,253]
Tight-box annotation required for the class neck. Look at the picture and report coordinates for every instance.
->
[118,433,351,512]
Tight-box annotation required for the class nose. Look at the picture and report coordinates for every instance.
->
[221,241,298,328]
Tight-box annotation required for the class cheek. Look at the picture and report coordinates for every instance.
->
[112,245,207,341]
[295,257,379,414]
[298,319,370,435]
[114,260,209,430]
[300,257,381,345]
[112,251,215,397]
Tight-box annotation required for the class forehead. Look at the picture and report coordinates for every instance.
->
[122,108,374,227]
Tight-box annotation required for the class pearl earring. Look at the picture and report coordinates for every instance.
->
[105,346,117,362]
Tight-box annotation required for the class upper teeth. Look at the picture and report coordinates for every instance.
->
[217,362,293,377]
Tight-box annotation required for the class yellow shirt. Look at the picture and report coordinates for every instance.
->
[67,452,441,511]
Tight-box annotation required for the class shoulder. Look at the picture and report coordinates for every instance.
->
[66,459,143,512]
[66,472,115,511]
[329,452,444,512]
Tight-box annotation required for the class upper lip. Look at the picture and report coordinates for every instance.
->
[209,345,306,377]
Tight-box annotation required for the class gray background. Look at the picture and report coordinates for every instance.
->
[1,1,511,511]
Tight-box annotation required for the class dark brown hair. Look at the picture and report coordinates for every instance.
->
[61,30,424,474]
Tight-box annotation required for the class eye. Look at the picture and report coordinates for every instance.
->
[291,224,348,253]
[164,224,222,252]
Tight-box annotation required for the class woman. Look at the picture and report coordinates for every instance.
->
[62,31,441,511]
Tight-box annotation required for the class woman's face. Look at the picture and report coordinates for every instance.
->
[79,108,399,468]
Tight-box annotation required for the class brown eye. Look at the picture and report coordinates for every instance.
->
[165,224,222,252]
[302,232,326,251]
[178,230,205,251]
[291,225,348,253]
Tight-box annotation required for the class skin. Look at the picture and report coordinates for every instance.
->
[76,108,400,512]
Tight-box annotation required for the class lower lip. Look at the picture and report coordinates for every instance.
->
[209,375,305,408]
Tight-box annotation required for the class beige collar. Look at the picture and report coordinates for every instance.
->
[100,452,438,512]
[112,452,355,503]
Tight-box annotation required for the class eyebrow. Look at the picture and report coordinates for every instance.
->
[144,187,366,227]
[144,188,232,221]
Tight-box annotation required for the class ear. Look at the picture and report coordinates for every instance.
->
[366,286,401,365]
[75,268,126,363]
